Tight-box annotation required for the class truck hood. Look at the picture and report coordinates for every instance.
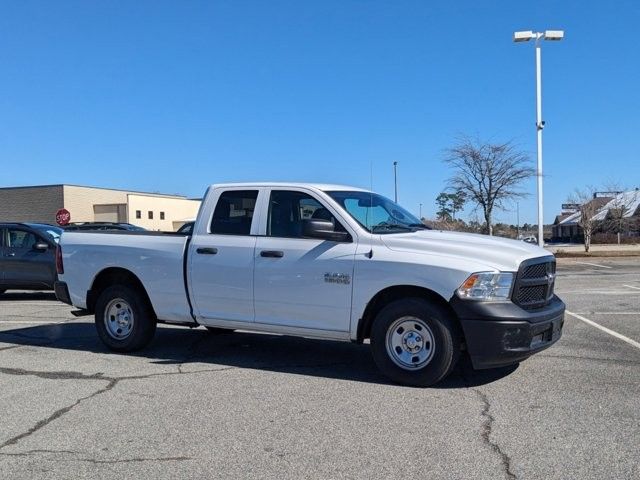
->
[381,230,552,272]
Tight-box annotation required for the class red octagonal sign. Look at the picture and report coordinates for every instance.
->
[56,208,71,226]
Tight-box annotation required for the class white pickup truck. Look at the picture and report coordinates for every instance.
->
[55,183,564,386]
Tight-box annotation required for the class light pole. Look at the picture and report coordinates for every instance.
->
[419,203,423,219]
[393,161,398,203]
[514,29,564,247]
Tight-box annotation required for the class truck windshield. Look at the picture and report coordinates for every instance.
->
[326,191,428,234]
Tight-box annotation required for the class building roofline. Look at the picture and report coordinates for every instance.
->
[0,183,191,199]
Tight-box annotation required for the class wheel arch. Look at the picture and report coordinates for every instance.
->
[356,285,464,345]
[86,267,155,319]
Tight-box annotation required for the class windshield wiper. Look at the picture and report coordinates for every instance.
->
[371,224,414,233]
[407,223,429,229]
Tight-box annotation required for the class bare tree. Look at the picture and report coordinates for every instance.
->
[600,185,639,244]
[444,137,535,235]
[569,187,605,253]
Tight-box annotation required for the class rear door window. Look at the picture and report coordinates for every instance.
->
[210,190,259,235]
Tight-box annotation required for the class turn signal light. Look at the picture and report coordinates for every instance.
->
[56,245,64,274]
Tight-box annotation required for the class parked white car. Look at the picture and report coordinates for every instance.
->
[521,235,538,244]
[55,183,564,386]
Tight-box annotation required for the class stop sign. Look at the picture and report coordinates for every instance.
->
[56,208,71,226]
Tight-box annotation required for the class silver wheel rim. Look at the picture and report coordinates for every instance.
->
[385,316,435,370]
[104,298,134,340]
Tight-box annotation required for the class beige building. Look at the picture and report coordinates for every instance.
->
[0,184,201,231]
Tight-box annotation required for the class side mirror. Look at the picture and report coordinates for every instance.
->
[33,242,49,251]
[303,219,351,242]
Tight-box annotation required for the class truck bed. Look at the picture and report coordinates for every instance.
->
[60,231,194,323]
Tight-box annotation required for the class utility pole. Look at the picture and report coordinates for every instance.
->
[419,203,423,219]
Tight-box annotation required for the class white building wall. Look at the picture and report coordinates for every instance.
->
[0,184,200,229]
[126,194,201,231]
[63,186,128,223]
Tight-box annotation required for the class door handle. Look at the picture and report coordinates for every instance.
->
[5,253,15,257]
[196,247,218,255]
[260,250,284,258]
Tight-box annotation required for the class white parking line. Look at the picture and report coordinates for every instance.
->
[573,312,640,315]
[623,285,640,291]
[575,261,612,269]
[566,311,640,350]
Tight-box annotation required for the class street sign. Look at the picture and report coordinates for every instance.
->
[56,208,71,226]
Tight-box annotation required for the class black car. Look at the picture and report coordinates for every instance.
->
[63,222,147,232]
[0,223,63,294]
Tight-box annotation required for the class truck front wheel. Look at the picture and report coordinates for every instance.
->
[95,285,157,352]
[370,298,460,387]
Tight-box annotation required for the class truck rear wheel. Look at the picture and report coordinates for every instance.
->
[370,298,459,387]
[95,285,156,352]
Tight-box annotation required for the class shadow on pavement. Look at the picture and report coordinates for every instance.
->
[0,291,57,301]
[0,322,518,388]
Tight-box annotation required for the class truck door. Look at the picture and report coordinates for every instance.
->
[188,189,260,323]
[253,189,357,332]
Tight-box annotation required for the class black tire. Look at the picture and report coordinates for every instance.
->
[94,285,156,352]
[370,298,460,387]
[205,326,235,335]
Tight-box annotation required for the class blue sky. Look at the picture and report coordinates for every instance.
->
[1,1,639,224]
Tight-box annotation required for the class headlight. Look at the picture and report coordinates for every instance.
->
[457,272,514,301]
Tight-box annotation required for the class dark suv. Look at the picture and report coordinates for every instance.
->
[0,223,63,294]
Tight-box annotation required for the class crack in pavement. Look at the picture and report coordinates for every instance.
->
[0,448,80,456]
[0,449,193,464]
[474,389,517,480]
[0,364,239,451]
[0,367,110,381]
[0,358,350,453]
[0,377,118,450]
[458,366,517,480]
[75,455,193,464]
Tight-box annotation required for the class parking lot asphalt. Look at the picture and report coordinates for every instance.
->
[0,258,639,480]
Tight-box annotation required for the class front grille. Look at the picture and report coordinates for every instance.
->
[513,257,556,310]
[522,262,554,279]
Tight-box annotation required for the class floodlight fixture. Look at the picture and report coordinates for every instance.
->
[513,31,535,42]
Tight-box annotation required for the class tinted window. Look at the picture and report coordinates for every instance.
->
[7,229,38,249]
[210,190,258,235]
[267,190,345,238]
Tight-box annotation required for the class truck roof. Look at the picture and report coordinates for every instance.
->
[210,182,369,192]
